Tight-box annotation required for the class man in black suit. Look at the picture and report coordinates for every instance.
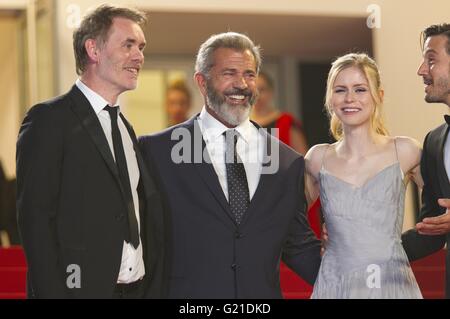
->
[402,23,450,298]
[139,32,321,298]
[16,5,166,298]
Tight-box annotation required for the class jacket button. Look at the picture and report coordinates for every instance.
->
[116,214,125,221]
[231,263,238,270]
[235,232,243,239]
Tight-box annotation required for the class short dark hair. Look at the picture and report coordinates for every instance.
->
[421,23,450,54]
[73,4,147,75]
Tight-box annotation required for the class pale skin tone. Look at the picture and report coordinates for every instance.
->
[80,17,146,105]
[251,75,308,155]
[305,66,423,251]
[194,48,258,128]
[415,34,450,235]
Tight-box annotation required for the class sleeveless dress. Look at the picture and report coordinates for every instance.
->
[311,143,423,299]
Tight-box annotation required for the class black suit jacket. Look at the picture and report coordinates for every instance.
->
[16,85,167,298]
[138,116,321,299]
[402,122,450,298]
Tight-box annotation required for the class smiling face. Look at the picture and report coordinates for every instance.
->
[330,66,376,129]
[417,35,450,105]
[196,48,258,127]
[94,17,146,96]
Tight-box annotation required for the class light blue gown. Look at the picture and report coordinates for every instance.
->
[311,158,423,299]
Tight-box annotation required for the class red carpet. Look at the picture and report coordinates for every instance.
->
[280,248,447,299]
[0,246,26,299]
[0,246,446,299]
[410,249,446,299]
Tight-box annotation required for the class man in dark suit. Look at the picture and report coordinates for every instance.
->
[16,5,166,298]
[402,23,450,298]
[139,32,321,298]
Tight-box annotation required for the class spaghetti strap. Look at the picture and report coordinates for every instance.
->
[320,144,332,170]
[393,137,399,162]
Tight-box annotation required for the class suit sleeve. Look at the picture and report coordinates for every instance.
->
[16,105,68,298]
[282,157,322,285]
[138,135,171,299]
[402,131,446,261]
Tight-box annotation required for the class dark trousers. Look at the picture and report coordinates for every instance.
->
[112,278,145,299]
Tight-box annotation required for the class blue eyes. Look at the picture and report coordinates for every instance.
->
[334,88,367,93]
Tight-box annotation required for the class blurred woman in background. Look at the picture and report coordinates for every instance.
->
[165,79,192,127]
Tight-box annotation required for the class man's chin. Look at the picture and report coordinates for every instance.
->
[212,103,251,126]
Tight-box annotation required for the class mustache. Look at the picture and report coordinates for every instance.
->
[423,77,433,85]
[223,88,255,97]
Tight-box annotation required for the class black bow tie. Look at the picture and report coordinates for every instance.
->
[445,115,450,125]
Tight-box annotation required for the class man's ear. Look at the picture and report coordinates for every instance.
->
[85,39,100,63]
[194,72,207,97]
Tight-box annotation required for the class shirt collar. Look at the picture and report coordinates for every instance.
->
[75,79,120,115]
[198,106,252,144]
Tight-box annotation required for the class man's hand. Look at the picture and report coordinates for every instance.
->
[416,198,450,235]
[320,223,328,256]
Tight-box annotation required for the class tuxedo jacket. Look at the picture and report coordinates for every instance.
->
[402,122,450,298]
[138,116,321,299]
[16,85,167,298]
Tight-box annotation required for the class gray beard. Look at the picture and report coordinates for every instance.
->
[205,79,256,126]
[207,99,252,126]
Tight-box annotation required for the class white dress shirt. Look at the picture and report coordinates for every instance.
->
[76,79,145,283]
[196,106,264,201]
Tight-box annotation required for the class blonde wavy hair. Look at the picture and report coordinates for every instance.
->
[324,53,388,141]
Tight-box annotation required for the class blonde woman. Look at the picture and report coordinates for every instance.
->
[306,53,423,298]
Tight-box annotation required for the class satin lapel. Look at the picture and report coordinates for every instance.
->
[120,113,157,196]
[68,85,120,184]
[120,113,159,270]
[437,125,450,197]
[188,118,235,223]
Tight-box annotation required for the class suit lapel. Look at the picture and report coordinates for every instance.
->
[240,128,278,227]
[120,113,157,197]
[437,124,450,197]
[68,85,140,231]
[68,85,121,184]
[186,118,235,223]
[120,113,159,270]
